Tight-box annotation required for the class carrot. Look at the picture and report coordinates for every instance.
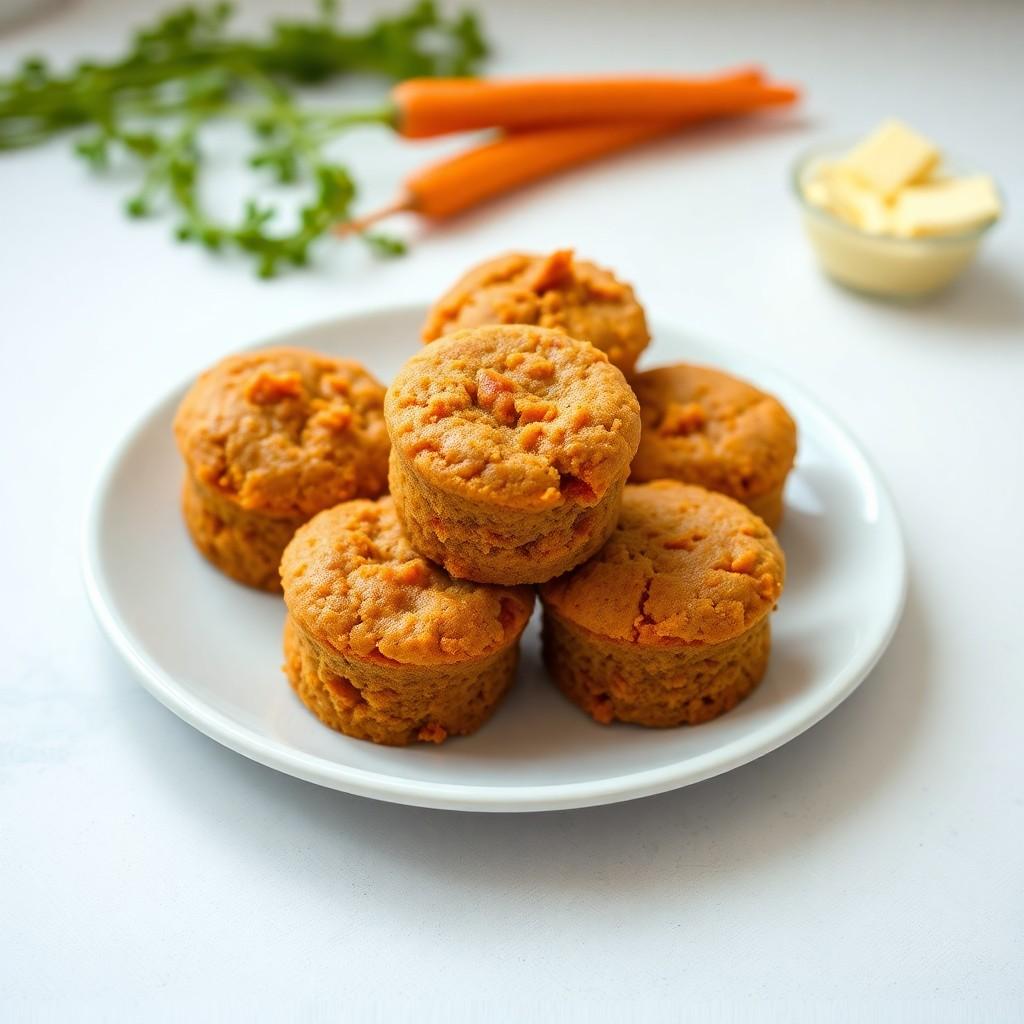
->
[338,72,801,234]
[392,69,798,139]
[406,121,686,218]
[338,121,685,233]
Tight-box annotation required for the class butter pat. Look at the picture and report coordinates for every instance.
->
[821,167,891,235]
[798,118,1001,296]
[803,161,834,208]
[842,119,939,198]
[893,175,1001,237]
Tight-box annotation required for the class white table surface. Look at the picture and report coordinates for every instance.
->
[2,0,1022,1019]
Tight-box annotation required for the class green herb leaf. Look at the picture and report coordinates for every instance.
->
[362,232,407,258]
[0,2,488,276]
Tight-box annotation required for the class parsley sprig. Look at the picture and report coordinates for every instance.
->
[0,1,487,276]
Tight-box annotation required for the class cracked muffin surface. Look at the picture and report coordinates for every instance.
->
[387,325,639,511]
[541,480,784,646]
[281,497,534,666]
[630,363,796,527]
[174,346,389,518]
[173,346,389,590]
[385,325,640,584]
[421,249,650,374]
[280,497,534,745]
[539,481,784,727]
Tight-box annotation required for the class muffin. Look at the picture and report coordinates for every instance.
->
[630,363,797,528]
[540,481,785,727]
[280,497,534,746]
[421,249,650,375]
[386,324,641,585]
[174,347,389,591]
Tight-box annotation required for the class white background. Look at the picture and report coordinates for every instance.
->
[2,0,1022,1019]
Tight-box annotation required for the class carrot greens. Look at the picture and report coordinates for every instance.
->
[0,1,487,276]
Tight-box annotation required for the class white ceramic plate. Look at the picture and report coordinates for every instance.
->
[83,304,906,812]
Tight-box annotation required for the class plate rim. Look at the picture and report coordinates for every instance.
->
[81,301,907,813]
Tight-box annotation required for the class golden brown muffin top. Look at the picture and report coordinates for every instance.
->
[174,347,389,519]
[386,325,641,512]
[541,481,784,646]
[421,250,650,374]
[630,364,797,499]
[281,497,534,666]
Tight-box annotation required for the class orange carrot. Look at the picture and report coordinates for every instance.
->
[392,69,798,139]
[339,74,801,234]
[410,122,683,218]
[339,120,688,234]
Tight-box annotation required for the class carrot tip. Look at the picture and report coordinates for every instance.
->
[333,197,412,237]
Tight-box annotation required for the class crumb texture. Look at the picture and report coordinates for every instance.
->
[421,250,650,373]
[284,616,520,746]
[541,481,785,646]
[385,325,640,512]
[630,363,797,507]
[174,346,390,518]
[389,448,623,584]
[543,608,770,727]
[281,496,534,666]
[181,473,298,592]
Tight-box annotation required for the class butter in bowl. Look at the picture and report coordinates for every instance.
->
[793,119,1002,298]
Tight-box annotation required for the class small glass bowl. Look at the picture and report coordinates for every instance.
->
[791,143,1001,299]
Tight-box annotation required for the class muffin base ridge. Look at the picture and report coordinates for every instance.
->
[542,608,771,727]
[389,448,623,585]
[283,616,521,746]
[181,473,300,592]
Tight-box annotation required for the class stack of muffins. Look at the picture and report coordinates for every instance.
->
[174,249,796,745]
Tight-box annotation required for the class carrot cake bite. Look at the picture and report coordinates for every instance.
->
[386,324,640,585]
[173,347,389,591]
[540,481,785,727]
[280,497,534,746]
[630,363,797,528]
[422,249,650,375]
